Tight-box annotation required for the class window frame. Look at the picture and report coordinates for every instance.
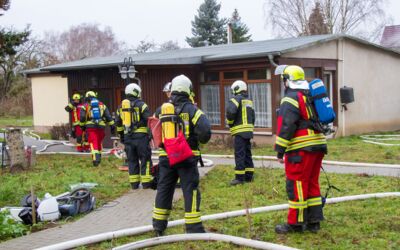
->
[200,68,273,131]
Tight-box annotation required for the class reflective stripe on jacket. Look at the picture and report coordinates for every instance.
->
[80,102,114,128]
[226,93,255,139]
[275,89,327,154]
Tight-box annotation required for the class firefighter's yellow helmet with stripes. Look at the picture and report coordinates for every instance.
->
[85,91,97,98]
[283,65,305,81]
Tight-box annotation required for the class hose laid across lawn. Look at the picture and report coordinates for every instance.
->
[35,192,400,250]
[113,233,298,250]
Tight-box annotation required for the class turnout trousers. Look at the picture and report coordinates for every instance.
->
[153,156,205,233]
[285,150,324,225]
[86,127,105,166]
[124,134,153,189]
[234,135,254,181]
[74,125,89,152]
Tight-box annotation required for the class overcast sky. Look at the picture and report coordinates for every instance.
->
[1,0,400,47]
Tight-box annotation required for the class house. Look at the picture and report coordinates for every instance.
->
[381,25,400,51]
[27,34,400,146]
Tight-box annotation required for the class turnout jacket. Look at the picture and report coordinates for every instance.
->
[115,96,151,137]
[79,101,114,128]
[160,93,211,156]
[274,88,327,158]
[226,93,255,139]
[65,102,83,126]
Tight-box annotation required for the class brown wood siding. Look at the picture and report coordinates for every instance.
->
[66,66,200,113]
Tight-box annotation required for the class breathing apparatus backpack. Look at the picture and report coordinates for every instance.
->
[90,98,102,124]
[160,102,193,166]
[121,99,139,134]
[308,79,336,134]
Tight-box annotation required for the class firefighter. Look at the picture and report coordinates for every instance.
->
[80,91,115,167]
[115,83,153,189]
[64,93,89,152]
[153,75,211,236]
[274,65,327,234]
[154,82,172,118]
[226,80,255,185]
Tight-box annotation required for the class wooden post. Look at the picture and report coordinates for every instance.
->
[31,185,36,225]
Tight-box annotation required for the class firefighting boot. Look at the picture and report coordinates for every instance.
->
[230,179,245,186]
[154,230,164,237]
[131,183,140,190]
[275,224,304,234]
[306,222,320,233]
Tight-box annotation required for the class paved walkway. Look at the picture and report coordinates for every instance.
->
[0,166,214,250]
[208,156,400,177]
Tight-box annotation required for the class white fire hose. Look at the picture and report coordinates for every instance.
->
[113,233,298,250]
[35,192,400,250]
[360,134,400,146]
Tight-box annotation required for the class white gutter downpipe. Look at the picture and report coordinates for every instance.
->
[35,192,400,250]
[341,38,346,136]
[113,233,299,250]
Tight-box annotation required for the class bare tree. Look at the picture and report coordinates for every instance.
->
[134,40,157,54]
[264,0,390,41]
[159,40,180,51]
[42,23,123,63]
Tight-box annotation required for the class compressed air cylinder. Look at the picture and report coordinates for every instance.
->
[161,103,176,142]
[122,99,131,133]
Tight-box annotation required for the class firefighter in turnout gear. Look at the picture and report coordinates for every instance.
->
[116,83,153,189]
[153,75,211,236]
[80,91,115,167]
[274,65,327,234]
[65,93,89,152]
[226,80,255,185]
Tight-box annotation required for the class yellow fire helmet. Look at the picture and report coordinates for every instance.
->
[275,65,309,90]
[72,93,81,100]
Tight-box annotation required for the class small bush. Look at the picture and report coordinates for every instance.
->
[49,124,70,140]
[0,210,28,241]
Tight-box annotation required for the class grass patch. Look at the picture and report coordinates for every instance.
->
[0,116,33,128]
[203,131,400,164]
[84,166,400,250]
[0,155,129,208]
[0,154,129,241]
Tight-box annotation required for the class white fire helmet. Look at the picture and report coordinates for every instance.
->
[231,80,247,94]
[171,75,192,96]
[125,83,141,97]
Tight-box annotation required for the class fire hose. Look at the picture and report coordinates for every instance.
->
[35,192,400,250]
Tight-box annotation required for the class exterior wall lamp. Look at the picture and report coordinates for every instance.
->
[118,57,141,85]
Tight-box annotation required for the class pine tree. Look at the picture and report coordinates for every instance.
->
[308,2,329,35]
[230,9,252,43]
[186,0,227,47]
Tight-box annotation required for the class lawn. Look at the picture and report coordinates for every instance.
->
[0,154,129,241]
[0,155,129,208]
[203,131,400,164]
[84,165,400,250]
[0,116,33,128]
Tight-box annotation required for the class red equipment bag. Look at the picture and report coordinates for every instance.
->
[163,131,194,167]
[148,117,162,149]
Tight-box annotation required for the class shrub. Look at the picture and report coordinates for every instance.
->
[0,210,28,241]
[49,124,70,140]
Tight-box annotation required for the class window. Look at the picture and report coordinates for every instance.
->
[206,72,219,82]
[248,69,271,80]
[223,71,243,79]
[200,85,220,125]
[304,68,316,80]
[248,83,272,127]
[224,83,272,128]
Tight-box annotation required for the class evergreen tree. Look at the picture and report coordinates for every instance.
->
[308,1,328,35]
[186,0,227,47]
[230,9,252,43]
